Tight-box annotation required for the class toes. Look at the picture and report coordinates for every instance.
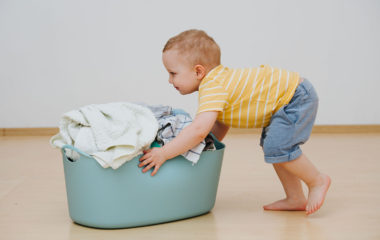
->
[306,204,311,215]
[306,202,314,215]
[310,203,315,214]
[306,201,320,215]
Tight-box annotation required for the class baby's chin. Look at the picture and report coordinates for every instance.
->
[175,88,185,95]
[178,90,195,95]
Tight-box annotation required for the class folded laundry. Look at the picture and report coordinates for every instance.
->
[50,102,158,169]
[144,105,215,165]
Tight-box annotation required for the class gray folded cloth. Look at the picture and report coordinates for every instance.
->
[140,104,215,165]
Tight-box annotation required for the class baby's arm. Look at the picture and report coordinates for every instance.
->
[139,111,218,176]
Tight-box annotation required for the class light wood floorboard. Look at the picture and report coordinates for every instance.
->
[1,133,379,239]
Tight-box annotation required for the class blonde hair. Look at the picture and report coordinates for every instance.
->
[163,29,221,69]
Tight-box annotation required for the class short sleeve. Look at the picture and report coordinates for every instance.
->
[197,83,229,114]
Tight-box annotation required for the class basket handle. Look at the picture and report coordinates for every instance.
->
[61,144,91,158]
[208,132,225,150]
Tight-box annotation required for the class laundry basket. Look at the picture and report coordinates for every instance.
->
[61,134,225,228]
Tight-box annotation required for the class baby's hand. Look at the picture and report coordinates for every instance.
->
[138,147,168,176]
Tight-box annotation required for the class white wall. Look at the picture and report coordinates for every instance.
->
[0,0,379,127]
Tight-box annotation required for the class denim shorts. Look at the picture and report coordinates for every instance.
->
[260,79,318,163]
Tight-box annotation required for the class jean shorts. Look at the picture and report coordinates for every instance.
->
[260,79,318,164]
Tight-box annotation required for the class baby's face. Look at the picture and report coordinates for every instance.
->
[162,50,200,95]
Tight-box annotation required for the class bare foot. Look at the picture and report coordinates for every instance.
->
[306,174,331,215]
[263,197,307,211]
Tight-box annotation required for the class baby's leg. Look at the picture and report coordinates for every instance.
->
[263,163,307,211]
[276,154,331,215]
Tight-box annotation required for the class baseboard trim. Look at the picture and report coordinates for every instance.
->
[230,125,380,134]
[0,128,59,136]
[1,125,380,136]
[313,125,380,134]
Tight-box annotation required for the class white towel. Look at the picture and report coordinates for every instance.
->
[50,102,158,169]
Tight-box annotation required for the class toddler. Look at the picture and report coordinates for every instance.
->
[139,29,331,215]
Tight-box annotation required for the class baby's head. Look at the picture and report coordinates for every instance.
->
[162,29,221,95]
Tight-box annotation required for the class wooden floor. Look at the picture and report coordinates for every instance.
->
[1,133,380,239]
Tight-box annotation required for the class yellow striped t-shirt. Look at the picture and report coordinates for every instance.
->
[197,64,300,128]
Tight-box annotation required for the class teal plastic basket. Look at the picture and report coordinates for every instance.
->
[61,134,225,228]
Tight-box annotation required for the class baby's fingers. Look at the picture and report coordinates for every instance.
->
[151,164,161,176]
[143,148,152,154]
[143,162,155,173]
[138,156,151,168]
[139,152,151,162]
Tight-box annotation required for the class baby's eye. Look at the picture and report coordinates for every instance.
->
[170,72,176,75]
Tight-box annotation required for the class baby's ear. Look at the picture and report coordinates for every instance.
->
[194,64,206,80]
